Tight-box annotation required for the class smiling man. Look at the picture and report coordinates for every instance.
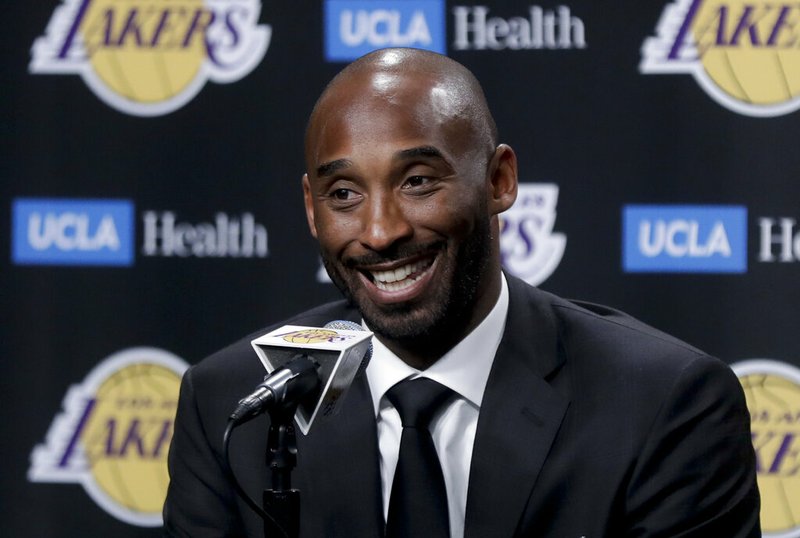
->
[164,49,760,537]
[302,48,514,369]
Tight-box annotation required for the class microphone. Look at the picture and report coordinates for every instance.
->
[228,353,320,425]
[229,320,373,432]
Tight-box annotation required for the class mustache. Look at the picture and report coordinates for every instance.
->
[342,240,445,267]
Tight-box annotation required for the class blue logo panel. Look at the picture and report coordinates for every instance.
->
[622,205,747,273]
[325,0,446,62]
[12,198,134,266]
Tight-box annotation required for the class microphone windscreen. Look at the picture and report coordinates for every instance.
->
[323,320,373,368]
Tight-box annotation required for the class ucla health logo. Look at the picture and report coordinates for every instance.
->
[640,0,800,117]
[500,183,566,286]
[325,0,446,61]
[12,198,134,266]
[623,205,747,273]
[29,348,188,526]
[30,0,271,116]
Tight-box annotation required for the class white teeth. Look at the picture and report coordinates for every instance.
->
[370,260,429,291]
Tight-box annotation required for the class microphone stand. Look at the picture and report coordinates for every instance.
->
[229,323,372,536]
[263,405,300,538]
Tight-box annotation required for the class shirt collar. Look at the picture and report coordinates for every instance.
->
[365,274,509,416]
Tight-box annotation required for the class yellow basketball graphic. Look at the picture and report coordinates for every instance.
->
[691,0,800,106]
[28,347,188,526]
[80,362,182,515]
[734,360,800,537]
[281,329,341,344]
[31,0,271,116]
[80,0,207,103]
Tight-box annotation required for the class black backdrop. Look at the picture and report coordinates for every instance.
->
[3,0,799,536]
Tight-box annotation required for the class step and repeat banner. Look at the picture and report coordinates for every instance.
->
[2,0,799,536]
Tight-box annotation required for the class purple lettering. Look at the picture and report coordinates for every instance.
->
[668,0,704,60]
[730,5,762,46]
[224,7,244,48]
[119,419,145,457]
[768,432,798,475]
[207,7,247,67]
[151,420,173,458]
[58,0,93,58]
[102,10,115,46]
[117,8,146,47]
[150,9,173,47]
[104,418,118,455]
[183,9,215,48]
[768,6,795,46]
[715,6,729,45]
[58,398,96,467]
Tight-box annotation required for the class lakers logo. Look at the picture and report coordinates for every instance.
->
[641,0,800,117]
[28,347,188,526]
[277,329,351,344]
[30,0,271,116]
[732,359,800,537]
[499,183,566,287]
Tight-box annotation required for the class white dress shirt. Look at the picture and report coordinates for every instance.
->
[364,275,509,538]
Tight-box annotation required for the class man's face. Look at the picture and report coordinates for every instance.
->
[303,71,502,345]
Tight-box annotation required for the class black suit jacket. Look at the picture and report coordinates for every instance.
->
[163,276,760,537]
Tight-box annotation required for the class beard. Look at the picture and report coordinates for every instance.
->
[320,213,493,346]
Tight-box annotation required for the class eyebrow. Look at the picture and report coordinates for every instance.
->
[314,146,448,178]
[316,158,353,178]
[396,146,446,161]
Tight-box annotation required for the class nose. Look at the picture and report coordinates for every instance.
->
[359,192,413,252]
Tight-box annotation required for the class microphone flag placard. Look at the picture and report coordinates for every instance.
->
[250,325,373,435]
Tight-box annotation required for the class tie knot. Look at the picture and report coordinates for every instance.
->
[386,378,453,429]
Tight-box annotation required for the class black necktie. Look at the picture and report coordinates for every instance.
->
[385,378,454,538]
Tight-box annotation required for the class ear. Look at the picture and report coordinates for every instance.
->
[302,173,318,238]
[487,144,518,215]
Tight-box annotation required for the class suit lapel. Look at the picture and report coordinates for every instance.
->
[295,371,384,537]
[464,277,569,538]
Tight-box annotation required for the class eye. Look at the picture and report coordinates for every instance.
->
[324,184,363,208]
[402,176,431,189]
[332,188,356,200]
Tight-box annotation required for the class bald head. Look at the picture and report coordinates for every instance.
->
[305,48,498,167]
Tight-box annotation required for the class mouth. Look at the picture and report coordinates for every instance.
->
[349,249,439,305]
[366,258,434,292]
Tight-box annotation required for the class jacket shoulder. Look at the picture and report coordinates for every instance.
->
[553,295,706,359]
[508,276,719,380]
